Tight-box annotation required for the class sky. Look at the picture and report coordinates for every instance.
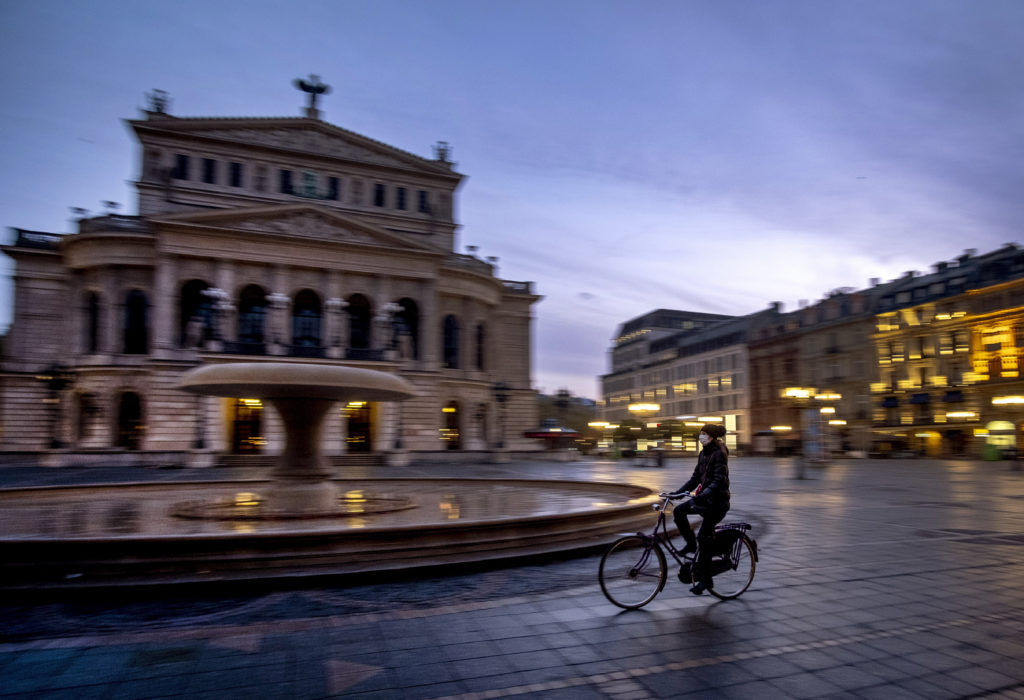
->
[1,1,1022,400]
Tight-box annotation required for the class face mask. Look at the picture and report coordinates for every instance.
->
[698,433,711,446]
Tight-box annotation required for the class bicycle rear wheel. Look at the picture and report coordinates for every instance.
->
[708,534,756,600]
[599,535,666,609]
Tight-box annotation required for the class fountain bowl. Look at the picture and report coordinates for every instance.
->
[0,477,658,591]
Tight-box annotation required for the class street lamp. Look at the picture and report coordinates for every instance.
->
[37,365,75,448]
[628,402,661,463]
[992,395,1024,469]
[781,387,842,478]
[491,382,510,450]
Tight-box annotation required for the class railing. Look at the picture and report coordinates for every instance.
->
[221,341,267,356]
[444,253,494,276]
[287,345,326,359]
[11,229,62,249]
[345,347,385,361]
[77,215,151,235]
[502,280,535,295]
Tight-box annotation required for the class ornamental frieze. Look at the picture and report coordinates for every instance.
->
[230,212,377,244]
[195,128,408,168]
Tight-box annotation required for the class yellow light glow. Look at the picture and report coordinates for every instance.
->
[628,403,660,412]
[697,416,723,422]
[946,411,977,419]
[993,396,1024,405]
[241,398,262,406]
[771,425,793,431]
[588,421,610,428]
[783,387,812,399]
[442,407,456,413]
[820,407,836,414]
[234,492,260,507]
[828,419,847,425]
[347,401,367,407]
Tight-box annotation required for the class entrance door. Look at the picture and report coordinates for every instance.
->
[116,392,144,449]
[345,402,372,452]
[232,398,264,453]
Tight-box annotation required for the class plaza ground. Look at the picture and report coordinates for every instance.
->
[1,455,1023,699]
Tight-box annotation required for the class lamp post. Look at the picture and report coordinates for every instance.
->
[627,402,660,464]
[992,395,1024,470]
[492,382,510,461]
[38,365,75,449]
[781,387,842,479]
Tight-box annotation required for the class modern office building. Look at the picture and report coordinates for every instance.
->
[603,245,1024,460]
[0,83,541,465]
[599,309,754,452]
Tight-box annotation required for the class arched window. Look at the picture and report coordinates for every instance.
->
[238,284,267,344]
[347,294,371,349]
[475,322,486,370]
[179,279,213,347]
[116,391,144,449]
[123,290,148,354]
[396,297,420,359]
[84,292,100,354]
[443,315,460,369]
[292,289,322,347]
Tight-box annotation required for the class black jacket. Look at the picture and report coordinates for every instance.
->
[679,439,731,508]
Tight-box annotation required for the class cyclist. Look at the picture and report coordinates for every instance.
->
[669,423,731,595]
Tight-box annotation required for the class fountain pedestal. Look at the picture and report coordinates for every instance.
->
[177,363,417,516]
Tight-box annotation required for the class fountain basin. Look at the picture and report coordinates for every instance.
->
[0,478,657,590]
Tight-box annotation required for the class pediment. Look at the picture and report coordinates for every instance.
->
[134,117,456,177]
[155,205,440,253]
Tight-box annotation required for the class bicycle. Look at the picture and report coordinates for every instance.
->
[598,491,758,609]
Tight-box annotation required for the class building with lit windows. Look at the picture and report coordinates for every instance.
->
[605,245,1024,461]
[870,244,1024,458]
[599,310,756,452]
[0,84,541,465]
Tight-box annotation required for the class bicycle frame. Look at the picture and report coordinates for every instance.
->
[644,494,758,570]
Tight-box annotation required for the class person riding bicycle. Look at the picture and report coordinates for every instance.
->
[670,423,731,595]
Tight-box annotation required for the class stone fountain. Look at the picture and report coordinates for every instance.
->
[0,363,659,591]
[176,362,416,517]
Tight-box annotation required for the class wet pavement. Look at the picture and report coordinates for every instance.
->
[2,455,1023,699]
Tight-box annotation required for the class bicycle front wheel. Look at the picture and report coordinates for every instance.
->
[599,535,666,609]
[708,534,756,600]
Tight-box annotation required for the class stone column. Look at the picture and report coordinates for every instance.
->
[420,279,439,370]
[214,261,236,343]
[102,273,119,354]
[267,291,290,355]
[325,297,348,359]
[151,254,177,358]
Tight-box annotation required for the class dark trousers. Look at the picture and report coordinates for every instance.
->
[673,500,729,583]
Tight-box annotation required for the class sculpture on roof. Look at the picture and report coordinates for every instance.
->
[294,74,331,118]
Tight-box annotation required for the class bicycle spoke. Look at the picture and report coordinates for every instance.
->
[599,535,666,609]
[707,534,756,600]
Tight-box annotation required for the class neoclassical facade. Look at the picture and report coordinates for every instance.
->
[1,87,541,464]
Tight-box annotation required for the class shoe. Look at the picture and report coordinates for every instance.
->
[689,579,713,596]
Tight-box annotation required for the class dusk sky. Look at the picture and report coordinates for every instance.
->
[2,1,1022,399]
